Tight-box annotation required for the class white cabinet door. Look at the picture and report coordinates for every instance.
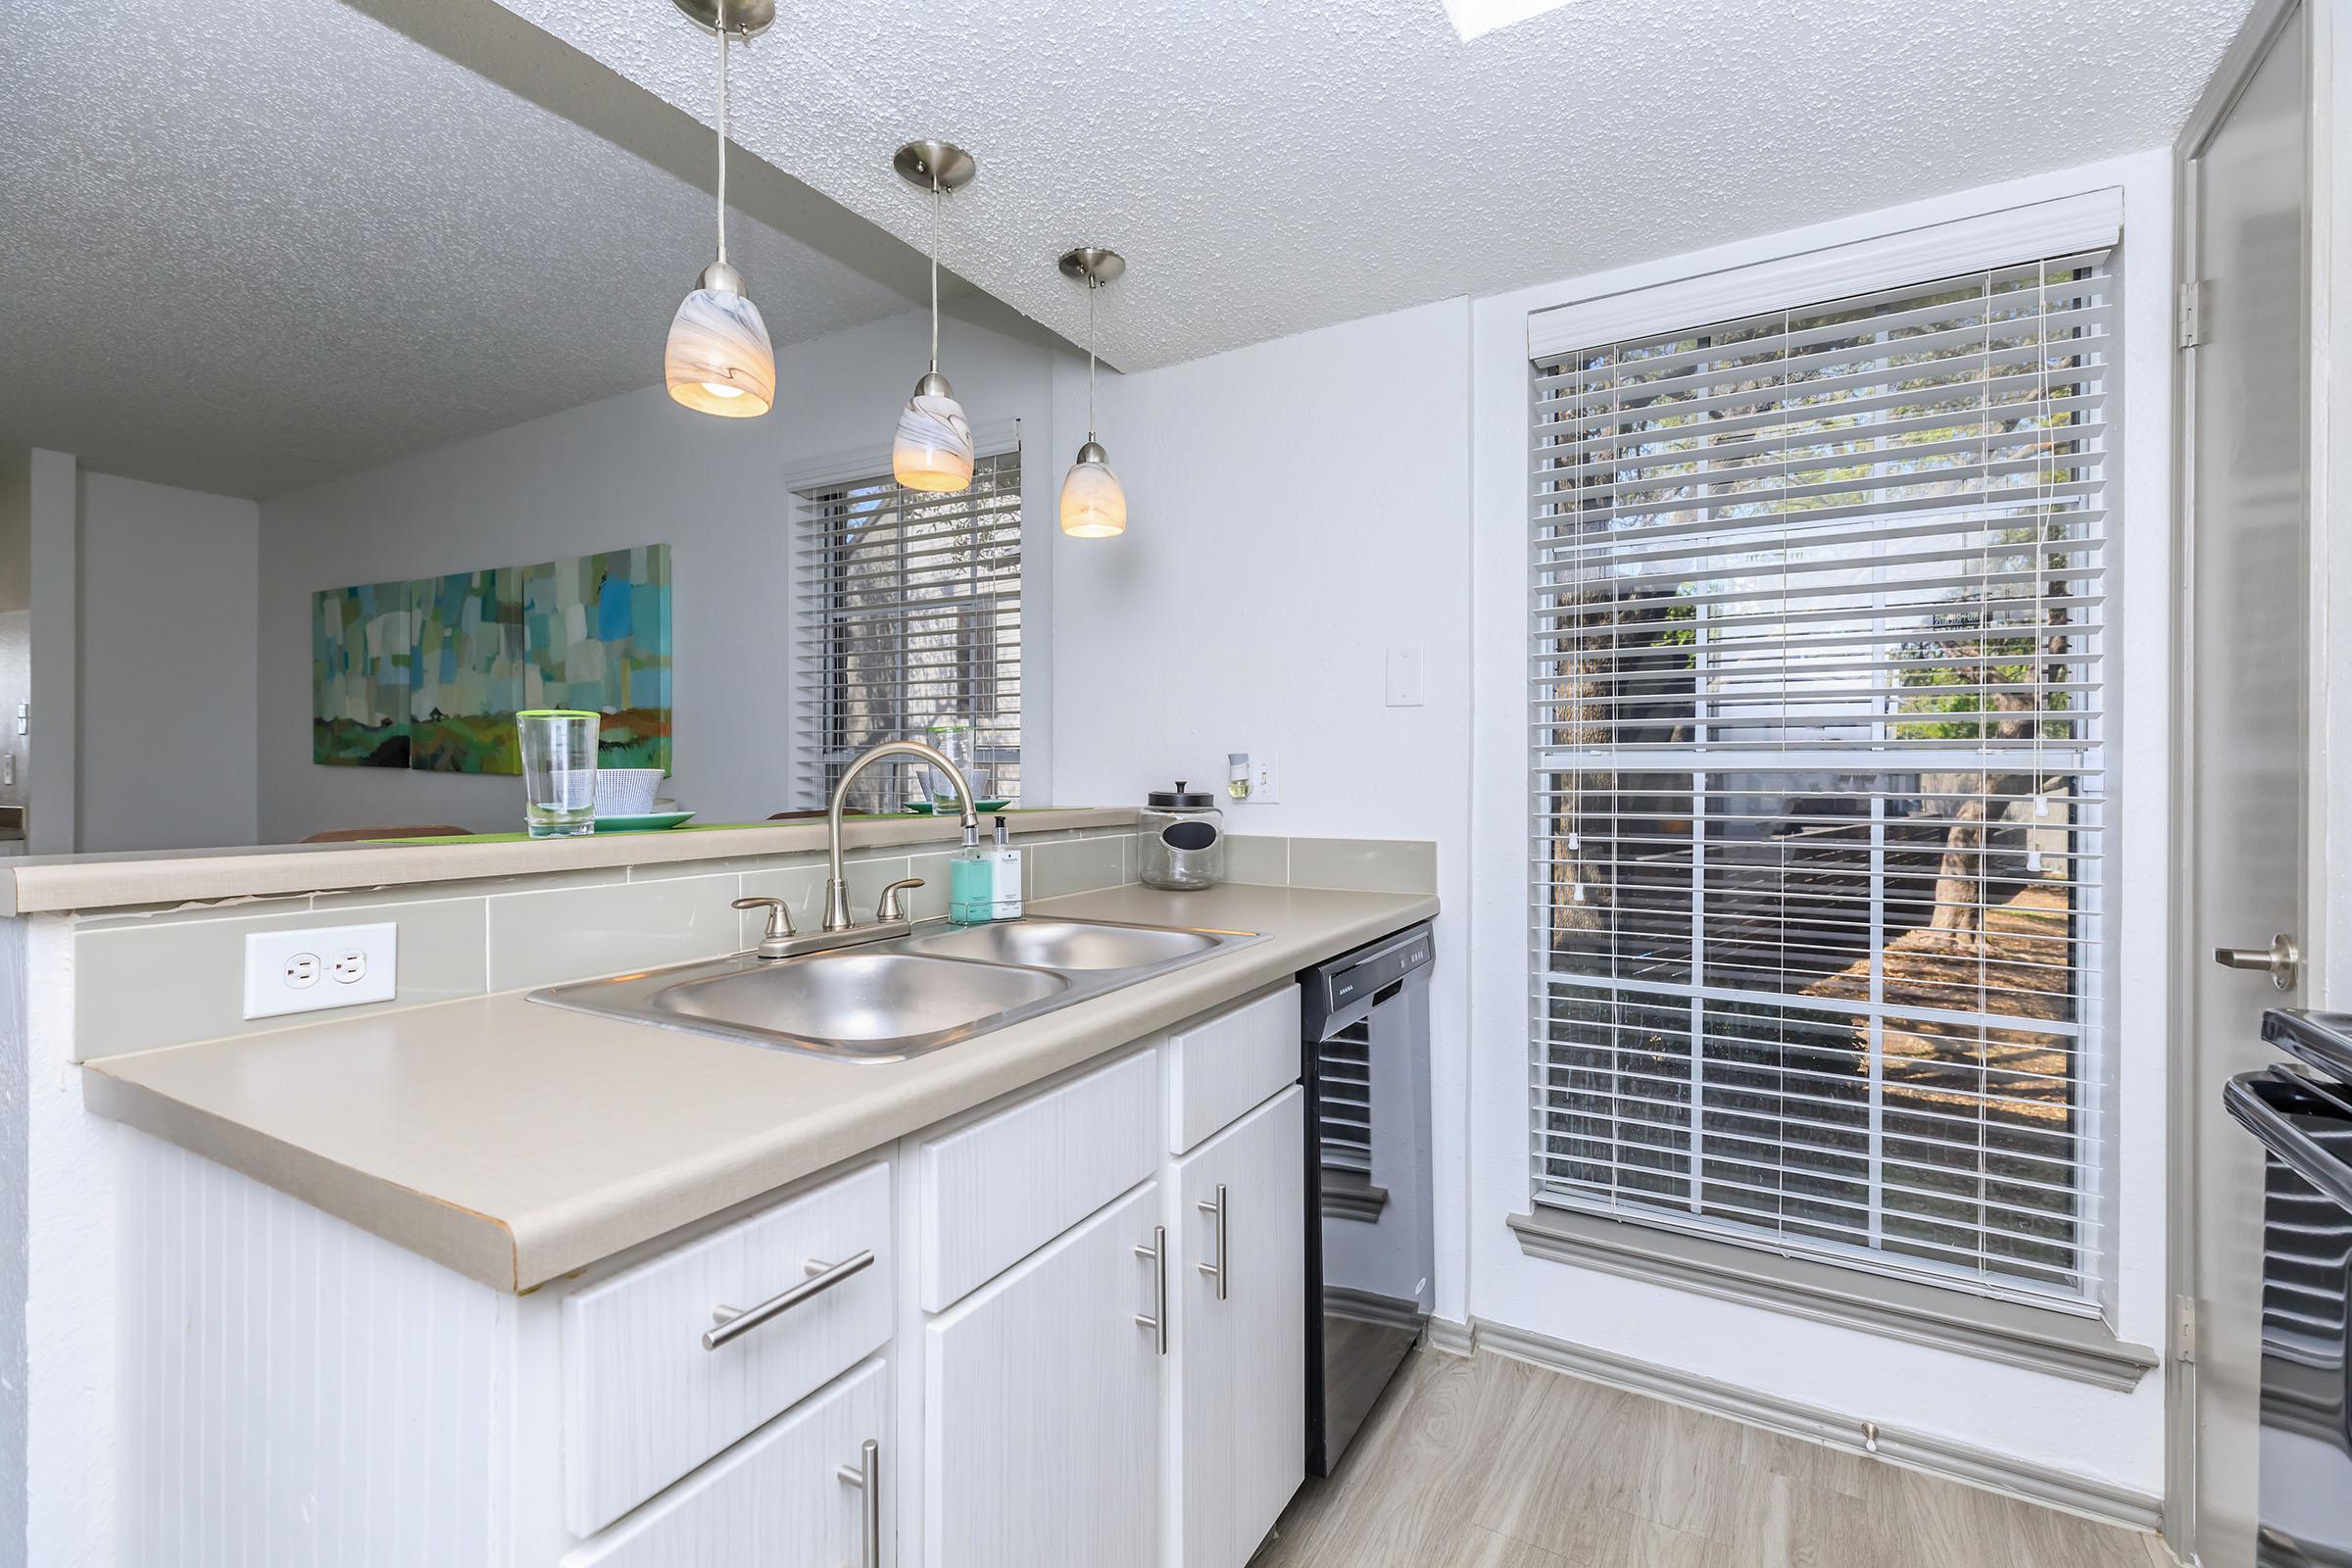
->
[1172,1087,1306,1568]
[922,1183,1162,1568]
[561,1357,888,1568]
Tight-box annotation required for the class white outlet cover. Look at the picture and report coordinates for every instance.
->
[1386,645,1425,708]
[244,923,397,1019]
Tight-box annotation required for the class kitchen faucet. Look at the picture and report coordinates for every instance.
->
[823,739,980,932]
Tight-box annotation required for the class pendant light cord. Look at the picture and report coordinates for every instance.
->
[1086,281,1099,441]
[929,183,942,372]
[713,19,729,268]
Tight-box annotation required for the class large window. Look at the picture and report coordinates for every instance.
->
[1528,251,2111,1310]
[796,447,1022,811]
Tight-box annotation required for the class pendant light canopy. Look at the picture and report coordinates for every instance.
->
[892,140,978,493]
[663,0,776,418]
[1057,247,1127,539]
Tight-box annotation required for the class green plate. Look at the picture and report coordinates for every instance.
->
[594,809,698,834]
[903,799,1011,815]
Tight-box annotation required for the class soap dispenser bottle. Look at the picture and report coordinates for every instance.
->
[947,820,994,925]
[990,815,1024,920]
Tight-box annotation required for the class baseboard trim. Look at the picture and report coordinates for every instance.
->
[1421,1315,1475,1357]
[1467,1316,2162,1534]
[1325,1286,1426,1335]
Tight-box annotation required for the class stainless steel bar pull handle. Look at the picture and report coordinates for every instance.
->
[1134,1225,1168,1354]
[704,1249,876,1351]
[2214,933,2300,992]
[837,1437,880,1568]
[1198,1184,1229,1301]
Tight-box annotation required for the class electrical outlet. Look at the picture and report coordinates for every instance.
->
[244,924,396,1019]
[1247,753,1280,804]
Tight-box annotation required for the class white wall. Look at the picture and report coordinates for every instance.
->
[73,472,260,854]
[24,452,74,855]
[1049,296,1478,1321]
[1466,151,2179,1498]
[0,450,27,614]
[257,310,1060,842]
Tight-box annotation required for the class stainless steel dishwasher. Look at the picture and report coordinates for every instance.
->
[2223,1009,2352,1567]
[1299,921,1434,1477]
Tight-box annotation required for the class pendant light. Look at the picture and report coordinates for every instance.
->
[891,140,978,492]
[662,0,776,418]
[1057,247,1127,538]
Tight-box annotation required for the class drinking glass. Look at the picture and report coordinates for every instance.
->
[923,718,981,808]
[516,710,599,837]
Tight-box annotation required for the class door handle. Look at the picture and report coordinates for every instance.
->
[2213,934,2300,992]
[1198,1184,1229,1301]
[704,1250,876,1350]
[1134,1225,1168,1354]
[837,1437,880,1568]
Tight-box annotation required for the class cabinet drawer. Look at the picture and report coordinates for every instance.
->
[1164,986,1300,1152]
[564,1162,893,1538]
[917,1049,1158,1312]
[563,1357,889,1568]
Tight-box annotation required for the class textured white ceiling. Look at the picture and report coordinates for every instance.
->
[493,0,2252,371]
[0,0,913,499]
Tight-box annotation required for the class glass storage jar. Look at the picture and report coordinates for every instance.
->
[1140,781,1226,891]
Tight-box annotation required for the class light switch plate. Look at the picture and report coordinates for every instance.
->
[1246,753,1280,804]
[1386,645,1425,707]
[243,923,397,1019]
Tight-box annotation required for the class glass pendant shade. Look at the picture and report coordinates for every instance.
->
[665,270,775,418]
[892,372,975,492]
[1059,441,1127,538]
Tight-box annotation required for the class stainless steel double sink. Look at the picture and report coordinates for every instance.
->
[528,916,1262,1063]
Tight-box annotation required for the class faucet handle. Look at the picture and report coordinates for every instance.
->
[733,896,797,952]
[876,878,925,923]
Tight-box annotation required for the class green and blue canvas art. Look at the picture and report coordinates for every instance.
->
[521,545,672,771]
[310,545,670,776]
[312,580,417,769]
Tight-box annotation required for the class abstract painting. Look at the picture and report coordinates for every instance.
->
[411,567,523,774]
[521,545,672,771]
[312,581,416,768]
[310,545,670,775]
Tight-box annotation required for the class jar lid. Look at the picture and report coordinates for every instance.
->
[1148,780,1215,808]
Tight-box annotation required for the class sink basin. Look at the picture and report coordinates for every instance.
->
[528,914,1262,1063]
[898,918,1219,971]
[653,952,1065,1043]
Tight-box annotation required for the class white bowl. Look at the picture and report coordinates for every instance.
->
[592,768,663,816]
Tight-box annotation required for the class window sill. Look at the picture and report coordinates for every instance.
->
[1506,1206,2158,1393]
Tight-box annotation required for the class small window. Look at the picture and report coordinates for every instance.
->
[795,448,1023,811]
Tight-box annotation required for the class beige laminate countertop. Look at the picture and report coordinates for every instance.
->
[83,881,1436,1292]
[0,807,1136,915]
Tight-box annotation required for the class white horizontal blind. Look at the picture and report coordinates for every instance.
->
[795,449,1021,811]
[1317,1020,1375,1177]
[1527,252,2111,1309]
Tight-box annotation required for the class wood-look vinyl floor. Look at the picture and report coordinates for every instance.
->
[1255,1348,2175,1568]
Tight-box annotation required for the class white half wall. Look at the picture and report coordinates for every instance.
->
[1048,296,1478,1321]
[74,472,261,854]
[1467,151,2179,1500]
[257,310,1059,842]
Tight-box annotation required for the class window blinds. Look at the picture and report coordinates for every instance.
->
[1527,251,2111,1308]
[795,448,1022,812]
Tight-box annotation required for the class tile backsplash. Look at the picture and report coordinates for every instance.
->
[68,828,1141,1063]
[65,827,1434,1062]
[1220,835,1436,896]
